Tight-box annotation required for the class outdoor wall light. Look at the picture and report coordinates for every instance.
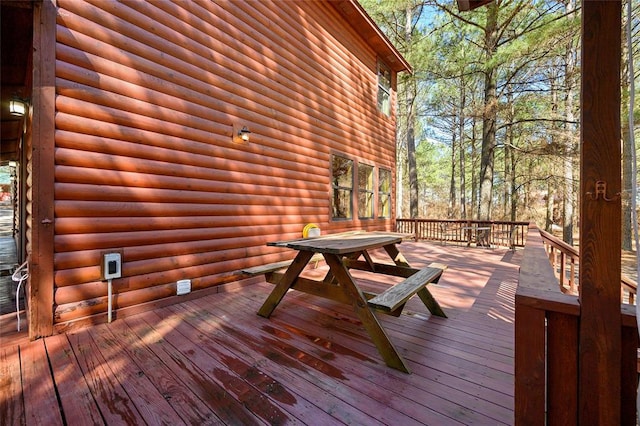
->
[9,98,27,117]
[233,124,251,143]
[238,126,251,142]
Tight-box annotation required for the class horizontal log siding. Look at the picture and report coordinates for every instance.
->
[52,0,398,323]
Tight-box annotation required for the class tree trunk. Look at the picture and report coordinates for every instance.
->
[478,3,499,221]
[471,116,478,220]
[503,143,510,219]
[407,127,418,218]
[621,3,633,251]
[504,89,514,220]
[396,143,405,218]
[562,151,575,245]
[449,130,457,218]
[405,5,419,219]
[546,181,554,232]
[459,79,467,219]
[510,143,517,221]
[562,0,576,246]
[548,67,560,233]
[622,118,632,251]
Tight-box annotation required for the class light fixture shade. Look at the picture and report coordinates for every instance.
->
[239,126,251,142]
[232,124,251,143]
[10,99,26,116]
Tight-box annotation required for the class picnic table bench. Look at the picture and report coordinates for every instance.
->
[241,253,324,276]
[367,262,447,316]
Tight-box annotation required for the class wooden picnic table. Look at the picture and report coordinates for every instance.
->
[252,231,447,373]
[461,224,492,248]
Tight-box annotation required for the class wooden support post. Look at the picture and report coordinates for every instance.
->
[579,2,622,424]
[29,0,57,339]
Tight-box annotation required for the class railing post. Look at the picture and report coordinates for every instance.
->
[579,2,622,422]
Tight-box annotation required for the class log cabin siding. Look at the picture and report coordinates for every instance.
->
[50,0,403,325]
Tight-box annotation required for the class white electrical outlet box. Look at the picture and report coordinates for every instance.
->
[176,279,191,295]
[102,252,122,280]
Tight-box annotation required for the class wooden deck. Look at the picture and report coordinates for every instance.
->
[1,242,521,425]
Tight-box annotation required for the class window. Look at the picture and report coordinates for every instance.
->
[331,154,392,221]
[332,155,353,219]
[378,168,391,218]
[358,163,374,219]
[377,62,391,116]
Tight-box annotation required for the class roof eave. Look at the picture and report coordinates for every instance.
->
[330,0,413,74]
[457,0,494,12]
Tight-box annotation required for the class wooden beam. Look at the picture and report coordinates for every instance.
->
[457,0,493,11]
[28,0,56,339]
[579,2,622,424]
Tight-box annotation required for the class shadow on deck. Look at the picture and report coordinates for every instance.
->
[1,242,521,425]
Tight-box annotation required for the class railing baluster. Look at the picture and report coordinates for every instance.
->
[559,252,566,290]
[538,228,636,303]
[570,258,577,294]
[395,219,528,248]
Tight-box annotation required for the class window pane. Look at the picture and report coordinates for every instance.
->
[332,155,353,219]
[377,90,390,116]
[332,156,353,187]
[358,164,373,191]
[379,169,390,193]
[380,195,390,218]
[358,192,373,218]
[379,63,391,90]
[377,62,391,116]
[378,169,391,218]
[333,189,352,219]
[358,164,374,219]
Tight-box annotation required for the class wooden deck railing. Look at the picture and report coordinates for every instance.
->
[515,224,639,424]
[395,218,529,248]
[539,229,637,304]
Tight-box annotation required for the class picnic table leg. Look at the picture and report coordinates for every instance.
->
[257,251,314,318]
[323,253,412,373]
[416,288,447,318]
[478,228,491,248]
[382,244,411,268]
[322,251,361,284]
[417,266,447,317]
[361,250,376,271]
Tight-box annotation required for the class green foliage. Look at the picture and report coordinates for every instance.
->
[360,0,595,221]
[415,137,450,202]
